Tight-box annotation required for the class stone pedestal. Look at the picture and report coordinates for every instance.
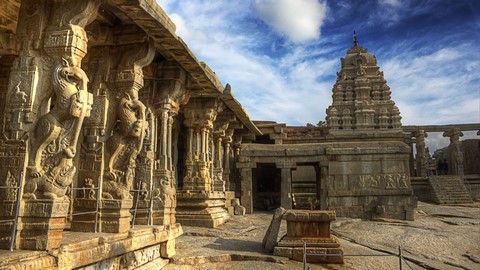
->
[273,210,344,264]
[71,199,99,232]
[99,199,134,233]
[176,191,229,228]
[19,200,70,250]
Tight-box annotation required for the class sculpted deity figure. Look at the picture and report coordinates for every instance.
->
[24,58,92,200]
[103,90,146,199]
[356,63,366,76]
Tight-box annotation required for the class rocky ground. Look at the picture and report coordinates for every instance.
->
[164,202,480,270]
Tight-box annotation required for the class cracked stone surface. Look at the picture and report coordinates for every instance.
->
[165,202,480,270]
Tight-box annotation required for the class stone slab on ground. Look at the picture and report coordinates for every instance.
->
[262,207,286,252]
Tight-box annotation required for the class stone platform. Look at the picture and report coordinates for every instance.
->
[273,210,344,264]
[0,224,183,269]
[176,191,230,228]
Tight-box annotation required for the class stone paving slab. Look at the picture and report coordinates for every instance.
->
[166,202,480,270]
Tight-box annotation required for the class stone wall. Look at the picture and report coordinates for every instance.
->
[238,141,417,220]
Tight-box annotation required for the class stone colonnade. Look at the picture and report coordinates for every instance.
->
[405,125,480,177]
[0,0,246,251]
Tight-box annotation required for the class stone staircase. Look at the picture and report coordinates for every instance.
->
[428,176,473,204]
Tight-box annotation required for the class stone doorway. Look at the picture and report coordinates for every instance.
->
[252,163,281,211]
[291,164,319,209]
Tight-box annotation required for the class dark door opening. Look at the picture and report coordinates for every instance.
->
[252,163,281,211]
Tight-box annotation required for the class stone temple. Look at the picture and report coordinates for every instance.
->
[0,1,478,269]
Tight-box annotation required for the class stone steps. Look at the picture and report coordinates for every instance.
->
[428,176,473,204]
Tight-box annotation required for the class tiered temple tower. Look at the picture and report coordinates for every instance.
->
[326,32,402,135]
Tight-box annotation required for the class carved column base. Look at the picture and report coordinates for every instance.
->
[176,191,229,228]
[71,199,99,232]
[273,210,344,264]
[132,200,151,225]
[99,199,133,233]
[19,199,70,250]
[150,195,177,226]
[0,201,17,249]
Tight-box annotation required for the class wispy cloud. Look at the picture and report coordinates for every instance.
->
[156,0,479,131]
[252,0,328,43]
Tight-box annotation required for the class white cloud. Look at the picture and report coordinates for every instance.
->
[252,0,328,43]
[382,44,480,125]
[379,0,402,7]
[155,0,480,132]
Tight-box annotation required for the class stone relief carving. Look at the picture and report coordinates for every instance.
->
[82,178,96,199]
[357,174,409,189]
[103,91,147,200]
[23,58,92,200]
[5,170,18,201]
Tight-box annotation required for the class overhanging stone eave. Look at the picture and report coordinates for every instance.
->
[110,0,224,97]
[221,92,262,136]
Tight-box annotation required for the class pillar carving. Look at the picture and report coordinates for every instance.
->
[182,98,219,192]
[212,114,232,192]
[0,0,100,250]
[223,129,234,190]
[413,130,428,177]
[151,61,189,225]
[176,97,230,228]
[98,41,154,233]
[443,128,464,175]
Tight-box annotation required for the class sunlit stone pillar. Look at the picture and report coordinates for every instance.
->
[413,130,428,177]
[150,60,190,226]
[99,41,155,233]
[176,97,230,227]
[0,0,101,250]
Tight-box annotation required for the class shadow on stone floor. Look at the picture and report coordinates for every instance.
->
[203,237,266,253]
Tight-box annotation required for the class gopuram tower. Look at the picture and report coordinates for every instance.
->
[326,32,402,137]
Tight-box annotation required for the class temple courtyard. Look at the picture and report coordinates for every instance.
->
[163,202,480,270]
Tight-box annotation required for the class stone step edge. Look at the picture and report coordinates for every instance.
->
[170,253,288,265]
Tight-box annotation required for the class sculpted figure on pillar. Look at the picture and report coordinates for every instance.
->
[102,42,154,200]
[103,89,146,199]
[443,128,464,175]
[23,58,92,200]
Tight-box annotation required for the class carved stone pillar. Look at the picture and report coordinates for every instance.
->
[223,129,234,191]
[211,115,231,192]
[98,41,155,233]
[413,130,428,177]
[176,97,230,228]
[71,45,111,232]
[0,0,100,250]
[443,128,464,175]
[151,61,190,226]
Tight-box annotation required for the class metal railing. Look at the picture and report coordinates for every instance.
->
[68,183,101,233]
[130,181,155,228]
[303,242,419,270]
[1,173,157,251]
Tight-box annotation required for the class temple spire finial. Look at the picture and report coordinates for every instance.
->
[353,31,358,47]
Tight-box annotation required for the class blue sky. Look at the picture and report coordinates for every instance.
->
[157,0,480,150]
